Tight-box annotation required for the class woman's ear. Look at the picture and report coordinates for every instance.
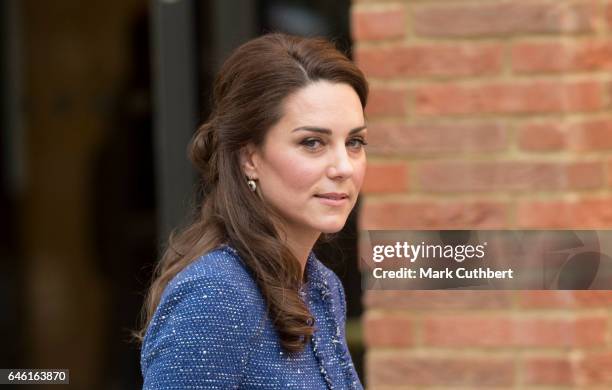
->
[239,144,259,179]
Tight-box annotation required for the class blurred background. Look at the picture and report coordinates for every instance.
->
[4,0,612,389]
[0,0,361,389]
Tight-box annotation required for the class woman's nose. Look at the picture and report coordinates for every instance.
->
[327,145,354,180]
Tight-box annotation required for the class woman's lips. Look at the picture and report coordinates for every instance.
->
[314,193,349,206]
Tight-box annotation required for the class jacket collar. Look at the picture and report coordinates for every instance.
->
[220,243,331,295]
[304,249,330,293]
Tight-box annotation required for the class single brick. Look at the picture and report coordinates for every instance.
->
[412,1,596,37]
[414,81,603,116]
[512,40,612,73]
[365,87,406,116]
[361,162,409,194]
[367,353,515,387]
[355,43,502,78]
[517,121,566,151]
[360,200,508,229]
[352,6,406,41]
[367,122,507,155]
[363,312,413,348]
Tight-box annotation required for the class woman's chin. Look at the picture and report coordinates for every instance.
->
[316,220,347,234]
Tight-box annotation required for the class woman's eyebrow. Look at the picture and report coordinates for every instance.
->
[291,125,367,135]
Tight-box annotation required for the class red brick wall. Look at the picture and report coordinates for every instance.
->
[353,0,612,388]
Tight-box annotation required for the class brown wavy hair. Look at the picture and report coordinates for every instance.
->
[135,33,368,353]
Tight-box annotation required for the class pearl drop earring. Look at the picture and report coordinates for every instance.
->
[247,178,257,192]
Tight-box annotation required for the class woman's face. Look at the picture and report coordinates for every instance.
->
[243,80,367,240]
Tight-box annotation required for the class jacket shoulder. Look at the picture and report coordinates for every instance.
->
[152,246,265,331]
[141,246,266,388]
[170,245,254,288]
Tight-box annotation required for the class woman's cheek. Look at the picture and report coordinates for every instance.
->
[275,151,320,191]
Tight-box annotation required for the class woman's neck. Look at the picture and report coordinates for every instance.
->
[282,228,321,282]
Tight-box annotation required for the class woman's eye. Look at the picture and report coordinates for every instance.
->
[300,138,324,150]
[347,137,368,149]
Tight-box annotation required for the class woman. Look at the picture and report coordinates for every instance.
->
[138,33,368,389]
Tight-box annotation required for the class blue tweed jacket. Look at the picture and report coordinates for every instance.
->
[140,244,363,389]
